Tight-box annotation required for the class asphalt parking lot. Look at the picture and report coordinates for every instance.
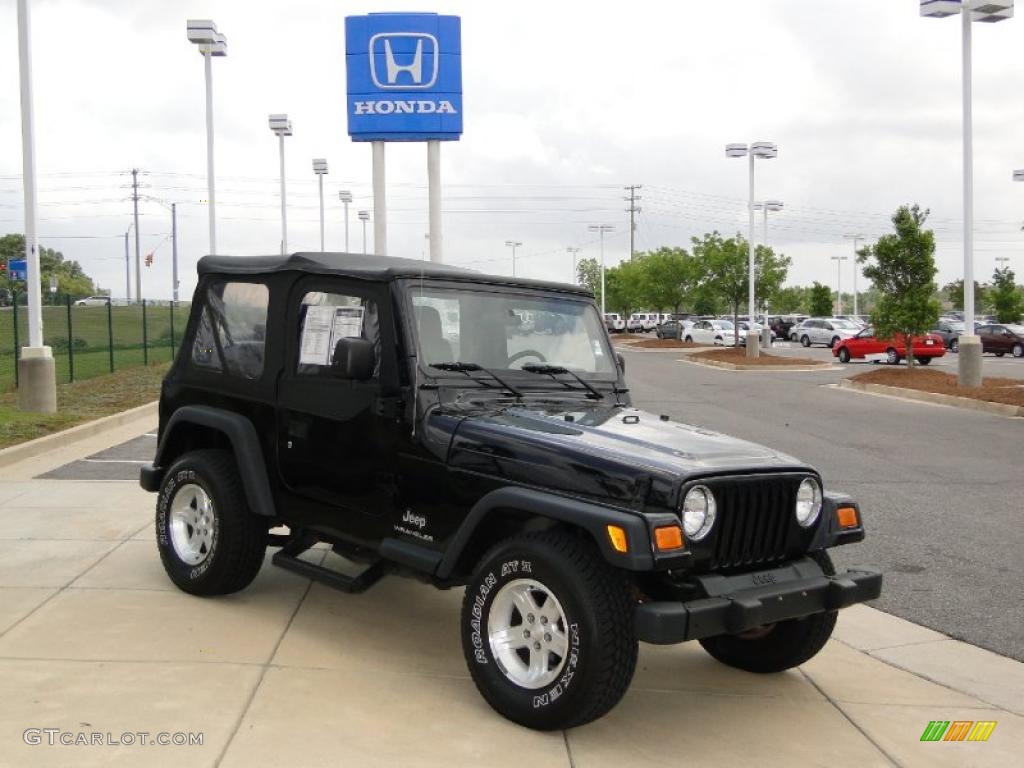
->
[619,339,1024,662]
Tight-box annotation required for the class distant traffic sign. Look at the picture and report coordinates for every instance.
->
[8,259,27,281]
[345,13,462,141]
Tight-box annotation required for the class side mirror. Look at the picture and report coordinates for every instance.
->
[616,353,626,374]
[331,337,374,380]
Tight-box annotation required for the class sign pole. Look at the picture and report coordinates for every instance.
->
[428,140,442,263]
[372,141,387,255]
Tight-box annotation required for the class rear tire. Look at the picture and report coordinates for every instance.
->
[460,531,638,730]
[829,336,840,349]
[837,347,851,364]
[886,348,900,365]
[916,357,932,366]
[684,335,693,343]
[995,352,1005,358]
[156,449,266,596]
[699,552,837,673]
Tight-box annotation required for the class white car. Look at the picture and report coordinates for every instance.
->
[604,313,626,333]
[627,312,660,333]
[792,318,861,348]
[684,319,741,346]
[74,295,111,306]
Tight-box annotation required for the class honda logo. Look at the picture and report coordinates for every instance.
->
[369,33,439,90]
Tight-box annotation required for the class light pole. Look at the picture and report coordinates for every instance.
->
[588,224,615,316]
[269,114,292,255]
[143,197,179,302]
[753,200,783,346]
[995,256,1010,270]
[124,224,133,303]
[831,255,849,315]
[921,0,1013,386]
[313,159,328,252]
[727,141,778,358]
[186,20,226,255]
[843,234,865,318]
[505,241,522,277]
[567,246,581,283]
[339,190,353,252]
[358,210,370,255]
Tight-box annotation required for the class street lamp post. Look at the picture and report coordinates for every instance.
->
[358,210,370,255]
[831,255,849,315]
[186,20,226,255]
[312,159,328,252]
[269,114,292,255]
[843,234,865,318]
[753,200,783,346]
[339,190,353,252]
[921,0,1014,386]
[567,246,581,283]
[587,225,615,316]
[505,241,522,277]
[727,142,778,358]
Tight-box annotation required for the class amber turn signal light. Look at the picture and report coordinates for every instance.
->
[606,525,628,553]
[836,506,859,529]
[654,525,684,551]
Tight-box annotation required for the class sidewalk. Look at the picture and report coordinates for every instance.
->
[0,415,1021,767]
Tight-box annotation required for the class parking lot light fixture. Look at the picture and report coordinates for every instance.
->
[313,159,328,252]
[753,201,783,345]
[567,246,582,283]
[358,209,370,254]
[186,19,226,255]
[921,0,1014,387]
[339,190,353,251]
[1014,170,1024,182]
[269,114,292,254]
[831,255,849,315]
[727,142,777,358]
[505,240,522,277]
[843,234,866,317]
[587,225,615,316]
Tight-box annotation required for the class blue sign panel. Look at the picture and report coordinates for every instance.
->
[345,13,462,142]
[8,259,27,281]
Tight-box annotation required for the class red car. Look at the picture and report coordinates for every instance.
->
[833,327,947,365]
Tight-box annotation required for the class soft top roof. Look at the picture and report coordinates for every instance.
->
[197,252,592,296]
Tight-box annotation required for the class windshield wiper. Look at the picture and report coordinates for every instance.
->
[520,364,604,400]
[428,362,523,397]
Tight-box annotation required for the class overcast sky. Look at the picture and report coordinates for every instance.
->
[2,0,1024,301]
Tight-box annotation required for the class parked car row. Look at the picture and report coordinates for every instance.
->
[789,318,864,348]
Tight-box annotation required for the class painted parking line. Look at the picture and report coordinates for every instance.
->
[38,433,156,481]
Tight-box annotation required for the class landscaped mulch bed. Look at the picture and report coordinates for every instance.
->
[632,338,704,349]
[690,348,826,367]
[851,368,1024,407]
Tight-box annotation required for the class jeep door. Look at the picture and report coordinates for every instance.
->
[276,278,401,539]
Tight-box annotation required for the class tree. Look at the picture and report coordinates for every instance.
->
[807,282,833,317]
[633,247,695,313]
[603,258,645,316]
[773,286,807,314]
[0,234,97,303]
[942,279,985,313]
[989,267,1023,323]
[576,257,601,299]
[859,205,941,369]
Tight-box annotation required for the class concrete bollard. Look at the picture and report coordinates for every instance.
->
[17,346,57,414]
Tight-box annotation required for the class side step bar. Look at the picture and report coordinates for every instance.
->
[271,532,386,594]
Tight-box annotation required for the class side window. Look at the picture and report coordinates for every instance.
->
[191,280,269,379]
[296,291,379,376]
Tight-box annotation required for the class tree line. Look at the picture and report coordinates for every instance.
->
[1,234,99,306]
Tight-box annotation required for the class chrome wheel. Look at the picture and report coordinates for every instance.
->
[487,578,569,690]
[169,483,215,566]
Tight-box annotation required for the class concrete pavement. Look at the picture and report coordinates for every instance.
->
[0,412,1022,766]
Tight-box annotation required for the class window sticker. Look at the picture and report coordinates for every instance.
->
[299,305,365,366]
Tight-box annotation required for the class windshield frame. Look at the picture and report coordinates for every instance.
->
[398,278,621,386]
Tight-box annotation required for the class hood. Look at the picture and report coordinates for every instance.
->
[444,402,812,510]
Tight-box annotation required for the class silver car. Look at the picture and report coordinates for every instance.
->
[792,318,861,348]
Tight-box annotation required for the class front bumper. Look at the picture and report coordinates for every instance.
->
[634,557,882,645]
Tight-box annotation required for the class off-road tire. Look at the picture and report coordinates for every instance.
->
[837,347,851,364]
[698,551,838,674]
[156,449,266,596]
[460,531,638,730]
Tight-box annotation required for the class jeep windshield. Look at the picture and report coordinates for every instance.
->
[410,286,617,381]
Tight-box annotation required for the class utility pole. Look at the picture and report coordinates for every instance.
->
[171,203,179,303]
[124,228,131,302]
[131,168,141,303]
[624,185,642,260]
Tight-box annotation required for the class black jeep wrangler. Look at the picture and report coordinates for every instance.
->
[141,252,881,730]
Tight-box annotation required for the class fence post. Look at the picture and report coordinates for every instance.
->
[66,296,75,383]
[12,289,19,388]
[142,299,149,365]
[107,300,114,373]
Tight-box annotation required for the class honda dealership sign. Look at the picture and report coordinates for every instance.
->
[345,13,463,141]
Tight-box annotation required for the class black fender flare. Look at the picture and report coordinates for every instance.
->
[435,486,654,579]
[141,405,276,518]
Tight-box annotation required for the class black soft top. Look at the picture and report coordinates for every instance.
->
[197,252,592,296]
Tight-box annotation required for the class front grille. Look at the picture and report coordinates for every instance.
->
[706,475,803,570]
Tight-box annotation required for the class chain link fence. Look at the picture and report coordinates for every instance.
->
[0,292,190,391]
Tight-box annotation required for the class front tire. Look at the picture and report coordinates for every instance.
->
[1013,343,1023,358]
[684,335,693,343]
[460,532,637,730]
[886,348,900,365]
[800,335,811,348]
[699,552,837,674]
[156,449,267,596]
[837,347,851,364]
[916,356,932,366]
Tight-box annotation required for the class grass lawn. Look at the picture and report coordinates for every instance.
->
[851,368,1024,407]
[0,362,169,450]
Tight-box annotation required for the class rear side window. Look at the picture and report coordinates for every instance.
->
[191,280,269,379]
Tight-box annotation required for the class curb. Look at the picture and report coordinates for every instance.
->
[838,379,1023,417]
[683,357,836,372]
[0,400,158,470]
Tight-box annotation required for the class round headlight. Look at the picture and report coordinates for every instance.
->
[795,477,822,527]
[682,485,717,541]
